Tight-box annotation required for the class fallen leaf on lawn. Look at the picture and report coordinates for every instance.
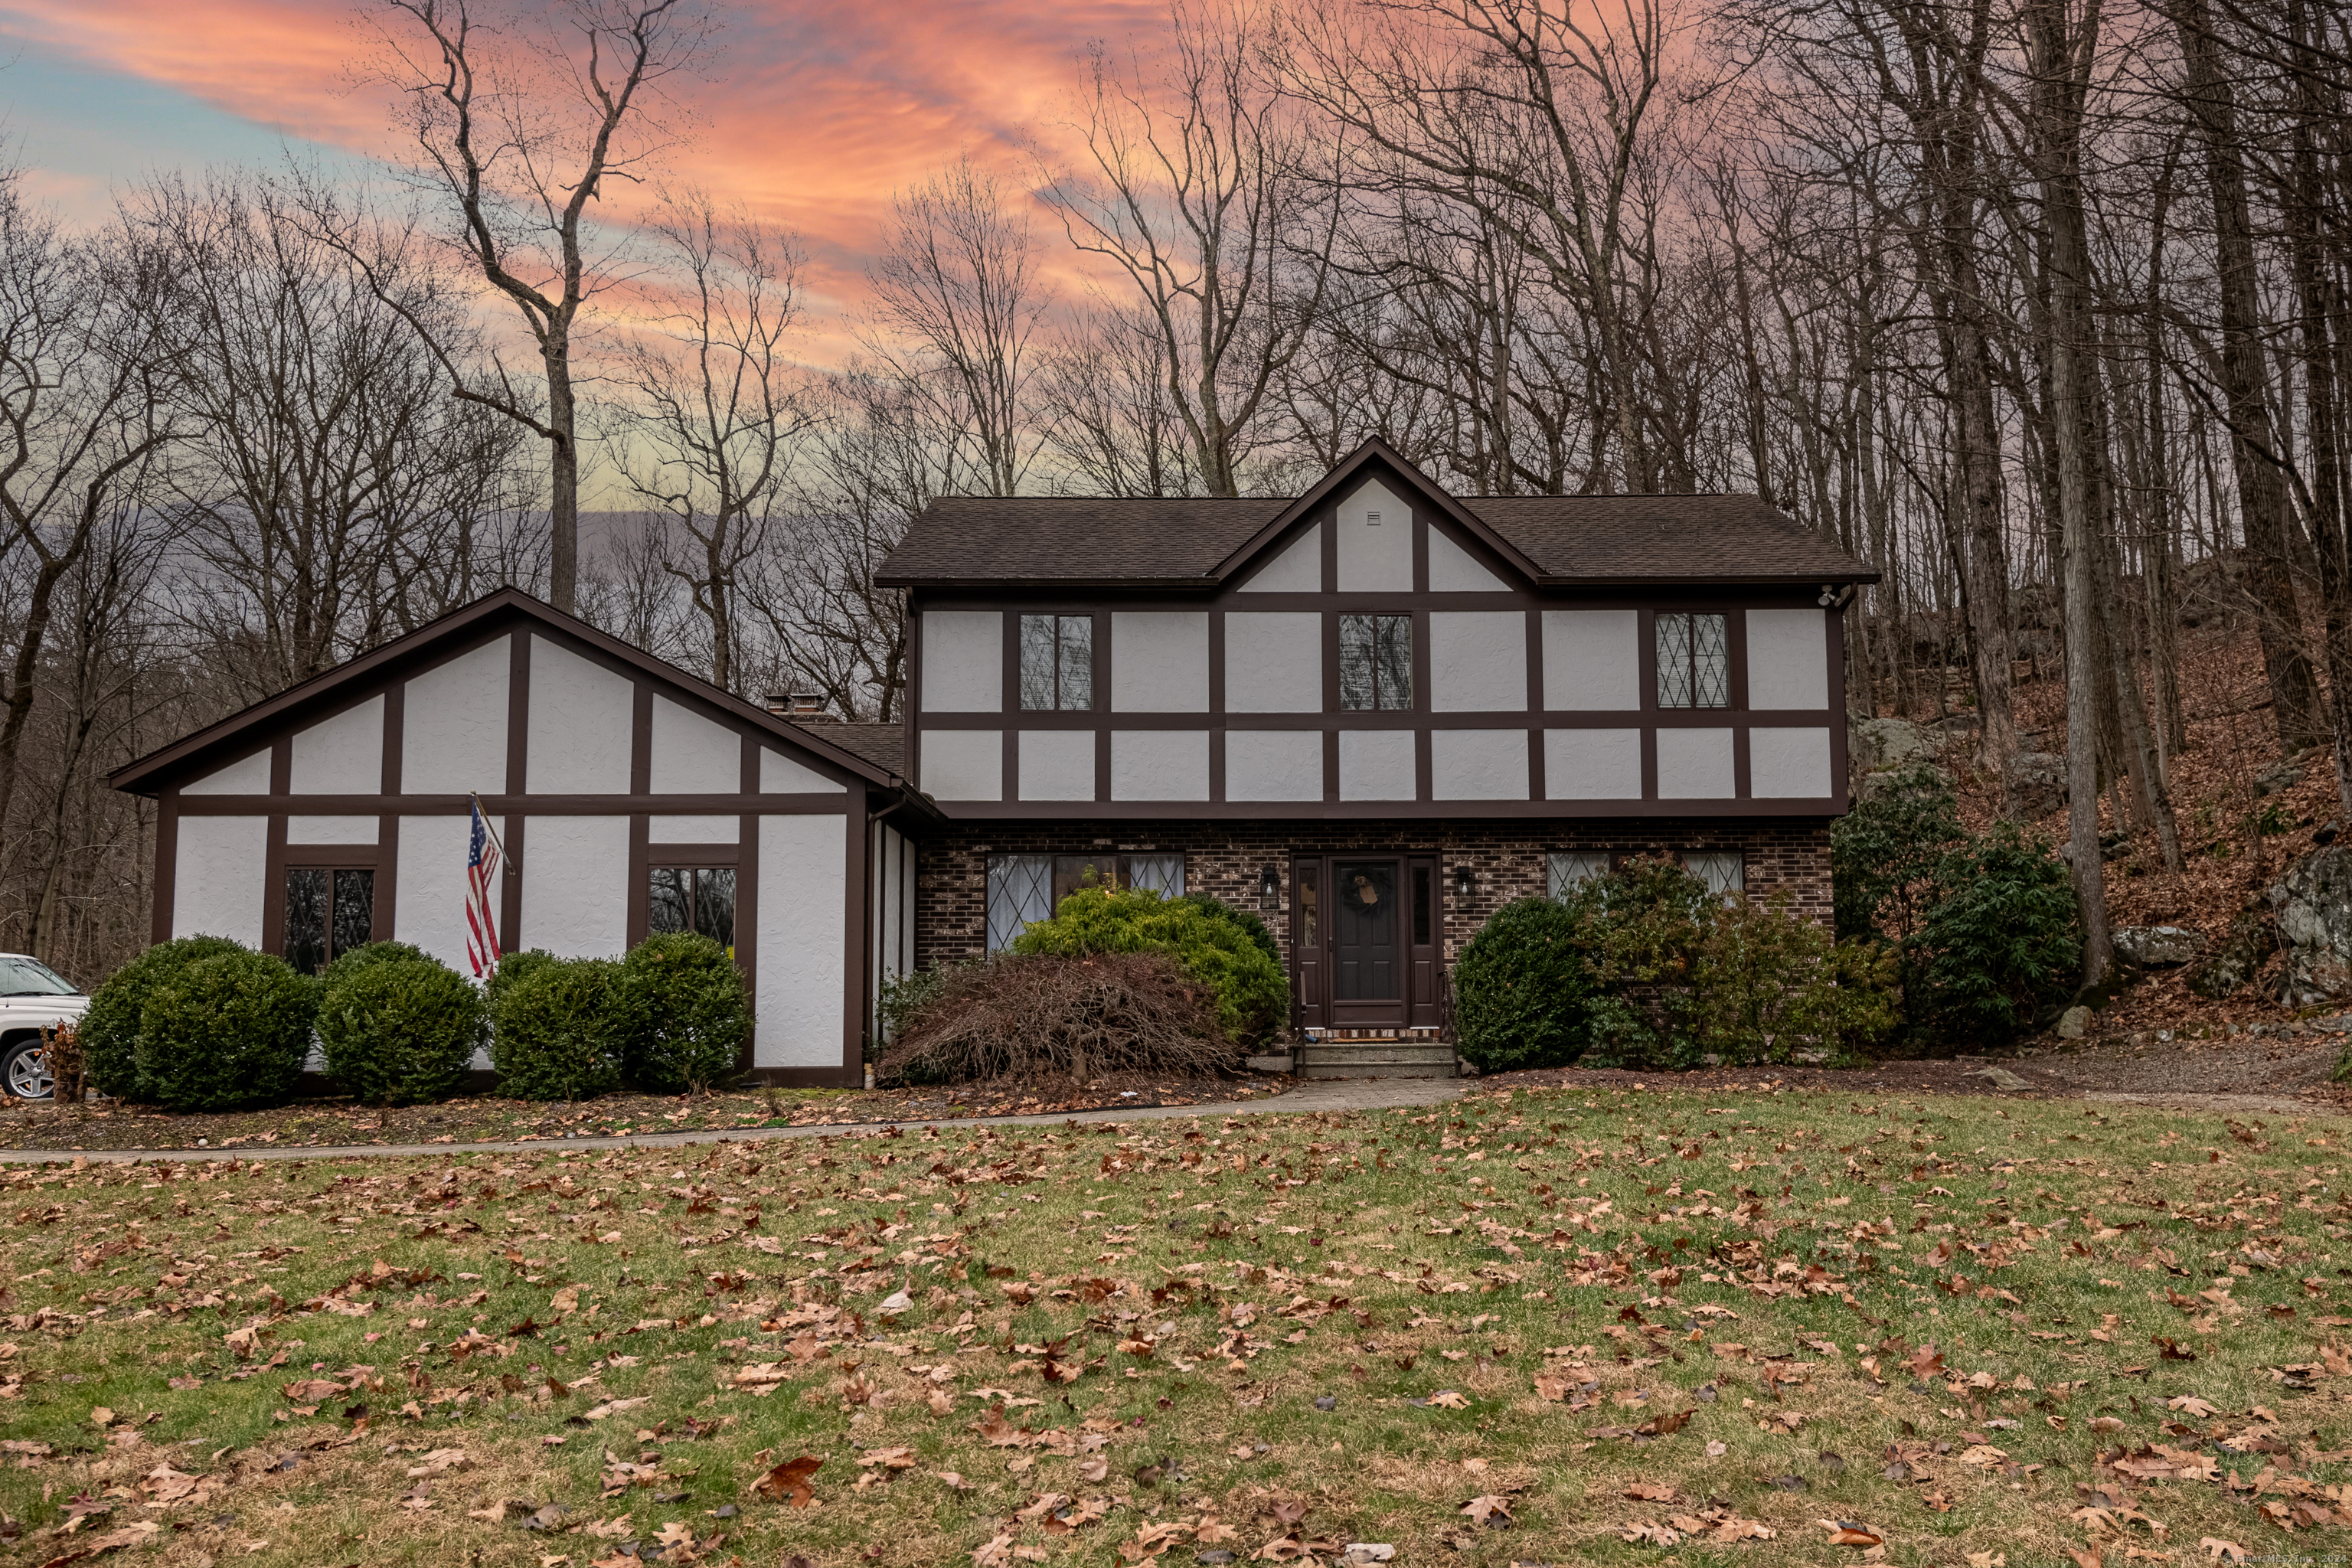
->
[859,1446,916,1470]
[1426,1390,1470,1410]
[753,1455,822,1507]
[1821,1521,1884,1547]
[1460,1495,1512,1527]
[1966,1553,2007,1568]
[2169,1396,2221,1417]
[404,1448,469,1477]
[1625,1482,1678,1502]
[933,1471,971,1489]
[2201,1540,2248,1565]
[1622,1521,1683,1545]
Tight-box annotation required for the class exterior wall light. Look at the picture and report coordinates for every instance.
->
[1453,863,1473,900]
[1259,863,1280,908]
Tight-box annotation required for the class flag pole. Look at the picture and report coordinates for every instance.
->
[471,792,518,874]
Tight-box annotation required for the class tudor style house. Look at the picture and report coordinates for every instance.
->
[116,439,1870,1087]
[874,439,1873,1072]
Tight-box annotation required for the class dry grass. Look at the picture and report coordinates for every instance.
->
[2,1083,2350,1566]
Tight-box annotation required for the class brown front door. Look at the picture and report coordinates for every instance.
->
[1293,853,1444,1034]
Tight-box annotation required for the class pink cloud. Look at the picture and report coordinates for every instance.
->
[1,0,1179,344]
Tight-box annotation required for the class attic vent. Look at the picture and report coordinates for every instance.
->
[1366,511,1382,524]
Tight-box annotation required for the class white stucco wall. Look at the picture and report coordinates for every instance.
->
[757,812,848,1069]
[921,730,1002,801]
[1657,727,1736,799]
[1238,524,1322,593]
[1430,611,1527,711]
[519,815,632,958]
[761,748,844,793]
[1336,479,1413,591]
[1111,612,1210,712]
[184,750,271,795]
[1339,729,1416,801]
[290,695,384,794]
[649,694,740,793]
[1543,610,1641,710]
[1428,528,1508,591]
[286,815,377,844]
[1750,727,1832,798]
[1746,608,1830,709]
[1111,730,1209,801]
[1431,728,1527,799]
[172,816,267,942]
[1226,730,1323,801]
[1018,730,1096,801]
[1224,613,1321,712]
[1545,729,1642,799]
[403,637,511,795]
[527,637,633,793]
[648,815,740,842]
[922,610,1003,712]
[394,812,502,973]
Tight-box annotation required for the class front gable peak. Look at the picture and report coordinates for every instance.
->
[1214,439,1540,593]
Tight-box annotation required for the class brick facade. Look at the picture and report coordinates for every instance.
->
[911,817,1834,978]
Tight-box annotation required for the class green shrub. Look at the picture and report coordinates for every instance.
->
[618,933,750,1093]
[1014,887,1289,1043]
[1832,767,1965,942]
[316,956,484,1106]
[488,956,623,1100]
[81,935,251,1099]
[133,949,317,1111]
[1450,897,1593,1073]
[1175,893,1282,968]
[1565,857,1715,1069]
[320,941,433,982]
[485,949,562,1017]
[879,964,951,1044]
[1690,894,1901,1064]
[1910,823,2080,1044]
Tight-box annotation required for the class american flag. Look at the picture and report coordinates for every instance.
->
[465,797,502,978]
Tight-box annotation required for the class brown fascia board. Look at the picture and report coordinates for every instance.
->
[1530,569,1883,588]
[882,576,1225,593]
[109,587,909,799]
[1206,436,1548,585]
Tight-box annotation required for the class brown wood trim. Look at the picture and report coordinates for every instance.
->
[505,630,530,796]
[743,1066,862,1088]
[735,737,761,1078]
[1828,603,1851,810]
[839,808,867,1081]
[175,793,861,815]
[260,741,292,954]
[281,841,385,867]
[374,815,399,942]
[1200,441,1548,587]
[152,788,178,946]
[501,815,524,956]
[626,814,650,949]
[912,708,1838,732]
[929,797,1841,821]
[1207,612,1226,805]
[645,841,743,861]
[630,681,654,795]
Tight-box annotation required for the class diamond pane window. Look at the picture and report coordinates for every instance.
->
[1339,613,1412,710]
[1656,612,1730,709]
[1019,616,1093,710]
[986,854,1055,951]
[1684,851,1745,898]
[1547,851,1612,901]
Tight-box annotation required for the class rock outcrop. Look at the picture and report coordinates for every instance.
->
[2112,926,2204,968]
[2269,845,2352,1004]
[2004,752,2068,820]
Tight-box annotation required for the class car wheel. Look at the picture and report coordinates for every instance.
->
[2,1037,51,1102]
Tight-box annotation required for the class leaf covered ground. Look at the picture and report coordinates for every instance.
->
[3,1083,2350,1567]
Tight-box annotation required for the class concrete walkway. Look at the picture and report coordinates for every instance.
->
[0,1076,1467,1166]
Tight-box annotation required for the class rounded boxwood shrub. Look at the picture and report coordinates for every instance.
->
[317,956,485,1106]
[490,956,623,1101]
[618,933,750,1093]
[1175,892,1281,968]
[81,935,251,1099]
[321,941,433,982]
[133,949,318,1111]
[485,949,562,1015]
[1014,888,1289,1044]
[1912,822,2080,1044]
[1450,896,1594,1073]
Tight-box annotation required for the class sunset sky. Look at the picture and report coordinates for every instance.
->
[0,0,1174,341]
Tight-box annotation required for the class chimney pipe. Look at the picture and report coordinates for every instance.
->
[767,691,828,720]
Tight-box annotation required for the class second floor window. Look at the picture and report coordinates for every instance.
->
[1656,612,1730,708]
[1339,613,1412,710]
[1020,615,1093,710]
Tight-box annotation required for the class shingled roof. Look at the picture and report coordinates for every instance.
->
[875,441,1874,590]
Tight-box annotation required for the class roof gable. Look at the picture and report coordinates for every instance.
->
[111,588,903,798]
[1208,439,1544,589]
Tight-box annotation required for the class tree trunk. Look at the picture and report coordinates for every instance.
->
[545,338,579,615]
[2171,0,2327,751]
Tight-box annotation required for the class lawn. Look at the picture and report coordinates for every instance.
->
[3,1083,2349,1568]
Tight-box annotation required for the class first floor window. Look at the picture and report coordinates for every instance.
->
[985,851,1187,950]
[1339,612,1413,710]
[1684,850,1744,897]
[1020,614,1094,710]
[285,867,374,975]
[650,865,737,954]
[1547,851,1611,900]
[1656,611,1730,708]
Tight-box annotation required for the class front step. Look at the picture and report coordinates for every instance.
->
[1294,1038,1459,1079]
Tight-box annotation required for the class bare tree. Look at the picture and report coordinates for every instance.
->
[863,159,1050,501]
[0,168,177,889]
[607,191,813,691]
[341,0,714,612]
[1041,0,1338,497]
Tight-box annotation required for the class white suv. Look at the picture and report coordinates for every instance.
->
[0,954,90,1102]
